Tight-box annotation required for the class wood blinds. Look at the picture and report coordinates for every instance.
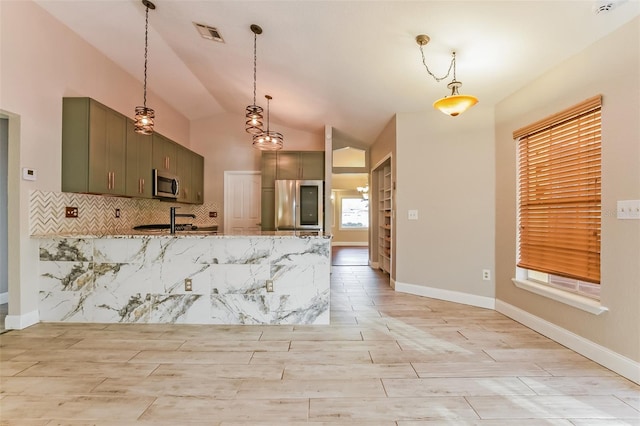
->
[513,95,602,284]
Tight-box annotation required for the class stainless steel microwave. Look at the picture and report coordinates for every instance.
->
[153,169,179,199]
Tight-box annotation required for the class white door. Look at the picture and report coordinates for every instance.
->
[223,171,261,235]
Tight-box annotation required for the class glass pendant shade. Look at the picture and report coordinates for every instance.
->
[433,94,478,117]
[433,80,478,117]
[134,106,155,135]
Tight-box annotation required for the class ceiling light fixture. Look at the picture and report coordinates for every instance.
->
[357,185,369,200]
[416,34,478,117]
[253,95,283,150]
[245,24,264,135]
[134,0,156,135]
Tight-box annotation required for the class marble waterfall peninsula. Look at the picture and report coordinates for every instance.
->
[36,234,331,325]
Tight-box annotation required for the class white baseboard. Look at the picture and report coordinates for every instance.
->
[331,242,368,247]
[0,292,7,304]
[496,299,640,385]
[395,281,495,310]
[5,310,39,330]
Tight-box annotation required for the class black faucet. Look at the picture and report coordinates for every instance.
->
[169,207,196,234]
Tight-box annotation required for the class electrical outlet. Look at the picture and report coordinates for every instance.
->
[115,208,121,218]
[266,279,274,292]
[209,211,218,218]
[482,269,491,281]
[184,278,193,292]
[65,207,78,218]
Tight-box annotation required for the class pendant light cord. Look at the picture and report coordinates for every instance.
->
[252,32,257,105]
[143,4,149,108]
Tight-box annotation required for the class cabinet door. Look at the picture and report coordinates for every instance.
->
[261,187,275,231]
[276,152,300,180]
[261,152,277,188]
[175,145,192,203]
[125,121,153,198]
[300,151,325,179]
[87,101,126,195]
[192,154,204,204]
[152,133,177,174]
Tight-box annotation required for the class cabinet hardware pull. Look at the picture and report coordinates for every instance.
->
[141,178,145,194]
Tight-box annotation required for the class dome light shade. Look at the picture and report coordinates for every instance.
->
[433,80,478,116]
[433,95,479,116]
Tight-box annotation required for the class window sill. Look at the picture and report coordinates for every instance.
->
[511,278,608,315]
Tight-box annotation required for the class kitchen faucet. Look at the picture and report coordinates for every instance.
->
[169,207,196,234]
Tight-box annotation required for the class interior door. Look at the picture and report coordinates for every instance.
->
[224,171,262,235]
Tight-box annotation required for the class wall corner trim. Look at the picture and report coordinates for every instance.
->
[4,310,39,330]
[496,299,640,385]
[0,292,7,304]
[395,281,495,310]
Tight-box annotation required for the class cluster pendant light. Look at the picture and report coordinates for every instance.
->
[245,24,284,150]
[134,0,156,135]
[416,34,478,117]
[253,95,284,150]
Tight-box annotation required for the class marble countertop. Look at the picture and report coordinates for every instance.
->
[31,230,332,239]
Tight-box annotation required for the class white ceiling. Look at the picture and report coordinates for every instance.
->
[35,0,639,145]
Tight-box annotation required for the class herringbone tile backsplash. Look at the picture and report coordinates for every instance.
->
[30,190,219,235]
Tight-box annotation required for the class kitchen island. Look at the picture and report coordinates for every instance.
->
[34,232,331,325]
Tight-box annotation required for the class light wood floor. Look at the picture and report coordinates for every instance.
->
[1,260,639,424]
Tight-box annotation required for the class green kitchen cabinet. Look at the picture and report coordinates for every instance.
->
[125,120,153,198]
[152,133,177,175]
[175,144,192,203]
[261,187,275,231]
[261,152,277,188]
[191,153,205,204]
[276,151,324,180]
[62,97,126,195]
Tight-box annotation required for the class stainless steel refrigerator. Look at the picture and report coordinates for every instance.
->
[275,179,324,232]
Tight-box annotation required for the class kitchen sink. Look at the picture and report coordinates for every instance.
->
[133,224,218,234]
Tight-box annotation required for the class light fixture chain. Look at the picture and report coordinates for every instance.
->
[143,3,149,108]
[419,44,454,83]
[253,32,257,105]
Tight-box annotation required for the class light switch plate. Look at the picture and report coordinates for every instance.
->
[408,209,418,220]
[617,200,640,220]
[22,167,37,181]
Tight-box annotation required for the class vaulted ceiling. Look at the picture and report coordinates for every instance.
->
[36,0,639,145]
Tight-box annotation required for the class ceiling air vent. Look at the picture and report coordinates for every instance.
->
[593,0,627,14]
[193,22,224,43]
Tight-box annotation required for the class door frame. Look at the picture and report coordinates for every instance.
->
[223,170,261,235]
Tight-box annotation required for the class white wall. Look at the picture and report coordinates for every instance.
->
[394,107,496,303]
[0,1,190,326]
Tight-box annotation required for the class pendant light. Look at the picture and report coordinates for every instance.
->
[416,34,478,117]
[245,24,264,135]
[253,95,283,150]
[134,0,156,135]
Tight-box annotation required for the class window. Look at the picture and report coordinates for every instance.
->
[514,95,602,295]
[340,197,369,230]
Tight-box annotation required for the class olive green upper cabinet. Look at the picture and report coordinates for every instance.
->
[125,120,153,198]
[152,133,177,175]
[261,152,277,188]
[276,151,324,180]
[175,144,192,203]
[62,97,127,195]
[191,153,205,204]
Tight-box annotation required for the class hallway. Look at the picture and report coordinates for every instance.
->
[0,264,638,423]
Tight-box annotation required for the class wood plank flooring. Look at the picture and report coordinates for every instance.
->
[1,254,639,424]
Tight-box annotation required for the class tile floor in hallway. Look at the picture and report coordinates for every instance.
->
[1,258,639,424]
